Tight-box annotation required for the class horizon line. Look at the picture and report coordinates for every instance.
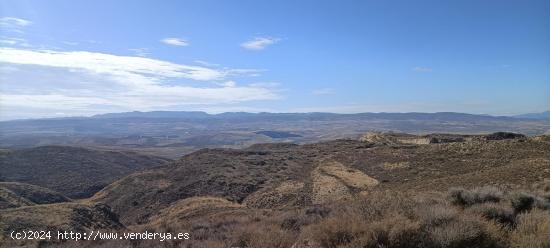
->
[2,110,548,122]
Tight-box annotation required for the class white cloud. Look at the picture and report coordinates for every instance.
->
[241,37,280,50]
[0,17,32,27]
[0,48,280,119]
[0,48,225,81]
[161,37,189,46]
[311,88,334,95]
[412,66,432,72]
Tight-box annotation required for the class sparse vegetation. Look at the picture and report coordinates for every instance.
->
[448,186,503,207]
[2,133,550,247]
[66,187,547,248]
[0,182,70,209]
[0,146,169,198]
[49,187,550,248]
[511,210,550,247]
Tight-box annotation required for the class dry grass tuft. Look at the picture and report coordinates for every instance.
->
[7,186,550,248]
[467,203,516,227]
[511,210,550,248]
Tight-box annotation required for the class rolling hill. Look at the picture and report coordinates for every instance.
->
[0,182,70,209]
[89,132,550,225]
[2,132,550,247]
[0,146,169,198]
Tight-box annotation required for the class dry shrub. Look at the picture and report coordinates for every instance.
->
[300,190,513,248]
[449,186,503,207]
[349,215,424,248]
[301,193,510,248]
[427,215,506,248]
[415,203,507,248]
[510,192,550,213]
[279,214,314,231]
[416,204,459,227]
[68,187,549,248]
[511,193,537,213]
[353,190,417,221]
[242,224,298,248]
[305,214,365,248]
[467,203,516,227]
[532,195,550,211]
[302,195,424,248]
[279,206,330,231]
[511,210,550,248]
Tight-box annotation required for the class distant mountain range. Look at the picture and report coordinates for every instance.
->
[513,111,550,120]
[3,110,548,122]
[90,111,516,120]
[89,110,548,121]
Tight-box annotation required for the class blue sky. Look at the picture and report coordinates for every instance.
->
[0,0,549,120]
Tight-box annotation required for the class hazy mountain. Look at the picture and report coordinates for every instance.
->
[92,111,212,119]
[514,110,550,120]
[1,111,549,159]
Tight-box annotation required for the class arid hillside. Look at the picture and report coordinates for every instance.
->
[0,182,70,209]
[1,132,550,248]
[89,133,550,226]
[1,203,123,247]
[0,146,170,198]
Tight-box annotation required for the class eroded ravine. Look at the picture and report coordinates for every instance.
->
[244,160,380,208]
[311,161,379,204]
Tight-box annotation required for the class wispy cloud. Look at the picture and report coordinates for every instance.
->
[194,60,220,67]
[0,39,17,45]
[161,37,189,46]
[0,48,280,119]
[0,17,32,27]
[128,48,149,57]
[0,17,32,34]
[412,66,432,72]
[218,81,237,87]
[241,37,280,50]
[249,82,281,88]
[311,88,334,95]
[0,37,31,47]
[62,41,79,46]
[0,48,225,81]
